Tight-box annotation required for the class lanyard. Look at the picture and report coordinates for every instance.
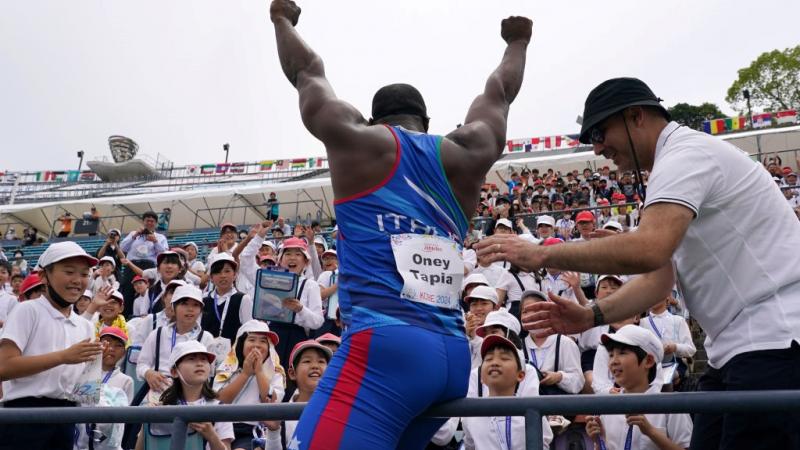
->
[493,416,512,450]
[213,290,233,337]
[529,347,548,371]
[624,424,633,450]
[149,284,165,312]
[102,369,114,385]
[647,315,663,340]
[171,326,178,350]
[598,437,608,450]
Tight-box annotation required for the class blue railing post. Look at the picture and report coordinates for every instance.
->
[170,417,188,450]
[525,409,543,450]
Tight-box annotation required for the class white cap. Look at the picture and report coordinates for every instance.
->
[462,273,490,291]
[183,242,199,251]
[603,220,623,232]
[494,218,513,230]
[321,249,337,258]
[37,241,98,269]
[596,274,624,288]
[108,228,121,236]
[168,340,216,368]
[109,289,124,303]
[520,290,548,302]
[260,240,276,251]
[536,215,555,227]
[166,279,187,290]
[99,256,116,269]
[82,289,93,299]
[477,309,521,337]
[171,285,204,305]
[313,236,328,250]
[465,285,499,305]
[601,324,664,364]
[235,319,279,346]
[208,252,238,273]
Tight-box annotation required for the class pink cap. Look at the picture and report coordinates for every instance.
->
[99,326,129,346]
[542,237,564,246]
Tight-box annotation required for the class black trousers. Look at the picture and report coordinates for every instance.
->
[690,341,800,450]
[0,397,77,450]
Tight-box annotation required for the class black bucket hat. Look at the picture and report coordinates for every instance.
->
[578,77,670,144]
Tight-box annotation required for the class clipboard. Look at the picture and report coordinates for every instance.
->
[253,268,298,324]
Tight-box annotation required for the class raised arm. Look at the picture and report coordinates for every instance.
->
[442,16,532,214]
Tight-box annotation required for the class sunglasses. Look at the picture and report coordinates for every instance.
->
[589,126,605,145]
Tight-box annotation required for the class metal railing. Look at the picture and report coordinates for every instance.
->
[0,391,798,450]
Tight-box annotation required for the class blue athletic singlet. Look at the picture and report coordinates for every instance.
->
[334,125,470,336]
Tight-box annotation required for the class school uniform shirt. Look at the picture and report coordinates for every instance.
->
[212,369,285,426]
[540,272,578,303]
[524,334,584,394]
[640,311,696,360]
[75,369,133,450]
[103,367,134,404]
[504,271,541,305]
[0,296,94,402]
[132,292,150,317]
[290,277,324,330]
[128,311,170,348]
[599,384,692,450]
[206,288,254,334]
[237,236,263,290]
[578,324,608,353]
[468,336,483,369]
[462,248,477,273]
[183,398,235,444]
[136,323,215,380]
[316,269,339,319]
[645,121,800,368]
[472,264,514,297]
[462,402,553,450]
[90,275,119,295]
[0,290,17,328]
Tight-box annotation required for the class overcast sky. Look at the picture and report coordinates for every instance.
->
[1,0,798,172]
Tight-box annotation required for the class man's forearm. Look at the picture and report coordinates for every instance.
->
[274,18,323,87]
[596,264,674,325]
[493,41,528,104]
[541,232,665,275]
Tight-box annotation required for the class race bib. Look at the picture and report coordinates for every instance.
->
[390,234,463,310]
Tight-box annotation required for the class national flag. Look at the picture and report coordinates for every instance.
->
[200,164,215,175]
[702,121,712,134]
[259,160,274,171]
[80,171,96,181]
[531,137,542,151]
[216,163,230,174]
[275,160,288,170]
[230,162,246,174]
[186,165,199,175]
[752,113,772,128]
[291,158,307,169]
[66,170,80,182]
[775,109,797,125]
[506,140,524,152]
[316,157,326,167]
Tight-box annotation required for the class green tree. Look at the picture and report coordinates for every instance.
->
[667,102,726,130]
[726,45,800,113]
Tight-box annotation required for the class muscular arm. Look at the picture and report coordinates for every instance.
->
[595,263,675,325]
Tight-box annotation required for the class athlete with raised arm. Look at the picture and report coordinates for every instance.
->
[270,1,532,448]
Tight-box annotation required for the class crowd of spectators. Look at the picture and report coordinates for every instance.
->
[0,154,797,449]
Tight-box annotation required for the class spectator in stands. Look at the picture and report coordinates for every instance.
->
[208,223,239,262]
[641,297,696,391]
[82,286,129,341]
[22,227,37,246]
[266,192,280,220]
[462,333,553,450]
[17,272,45,302]
[555,207,574,239]
[0,262,15,329]
[261,340,333,448]
[9,272,23,297]
[201,253,253,344]
[213,320,285,448]
[139,341,234,450]
[0,260,11,295]
[276,217,292,237]
[73,289,92,316]
[315,249,341,337]
[156,207,171,232]
[315,333,341,354]
[11,250,27,276]
[57,212,74,237]
[535,215,556,240]
[0,242,102,450]
[83,207,100,236]
[128,279,183,349]
[131,275,151,317]
[271,224,285,241]
[119,211,169,314]
[96,229,124,277]
[573,211,596,241]
[4,227,16,241]
[578,274,623,393]
[90,256,120,295]
[271,237,324,380]
[124,250,186,315]
[586,325,692,450]
[182,242,206,278]
[539,238,587,307]
[521,291,584,395]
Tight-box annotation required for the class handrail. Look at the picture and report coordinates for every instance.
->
[1,390,798,450]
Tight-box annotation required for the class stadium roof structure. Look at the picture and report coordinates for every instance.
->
[1,125,798,238]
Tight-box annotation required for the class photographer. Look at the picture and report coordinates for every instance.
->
[119,211,169,316]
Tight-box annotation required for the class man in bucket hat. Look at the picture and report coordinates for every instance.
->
[477,77,800,449]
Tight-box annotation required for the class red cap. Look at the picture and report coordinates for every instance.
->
[597,198,610,206]
[19,273,44,296]
[542,237,564,246]
[783,167,792,174]
[576,211,595,223]
[533,179,543,186]
[99,326,129,346]
[612,192,626,202]
[132,275,147,284]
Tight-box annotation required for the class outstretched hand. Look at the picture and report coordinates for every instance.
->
[474,234,544,271]
[521,291,593,337]
[501,16,532,45]
[270,0,301,26]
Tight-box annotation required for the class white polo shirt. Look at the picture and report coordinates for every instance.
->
[599,384,692,450]
[645,121,800,368]
[523,334,584,394]
[0,296,94,402]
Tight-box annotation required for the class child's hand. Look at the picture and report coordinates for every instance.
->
[93,285,114,307]
[242,350,261,376]
[585,415,605,442]
[282,298,303,313]
[188,422,218,441]
[145,370,171,392]
[540,371,563,386]
[60,339,103,364]
[562,271,581,290]
[626,414,655,437]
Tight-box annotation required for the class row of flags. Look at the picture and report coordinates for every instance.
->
[186,157,328,176]
[505,134,581,153]
[703,109,798,135]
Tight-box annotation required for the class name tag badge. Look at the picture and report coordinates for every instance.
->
[390,234,463,310]
[135,244,149,258]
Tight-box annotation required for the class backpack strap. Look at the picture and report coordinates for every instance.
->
[280,421,287,448]
[293,280,308,324]
[553,334,561,373]
[477,365,483,398]
[154,326,163,372]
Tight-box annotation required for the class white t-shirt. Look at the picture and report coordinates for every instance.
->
[0,291,17,327]
[0,296,94,402]
[640,311,696,360]
[599,385,692,450]
[132,293,150,317]
[645,121,800,368]
[523,334,584,394]
[212,368,285,426]
[504,271,541,305]
[136,323,215,380]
